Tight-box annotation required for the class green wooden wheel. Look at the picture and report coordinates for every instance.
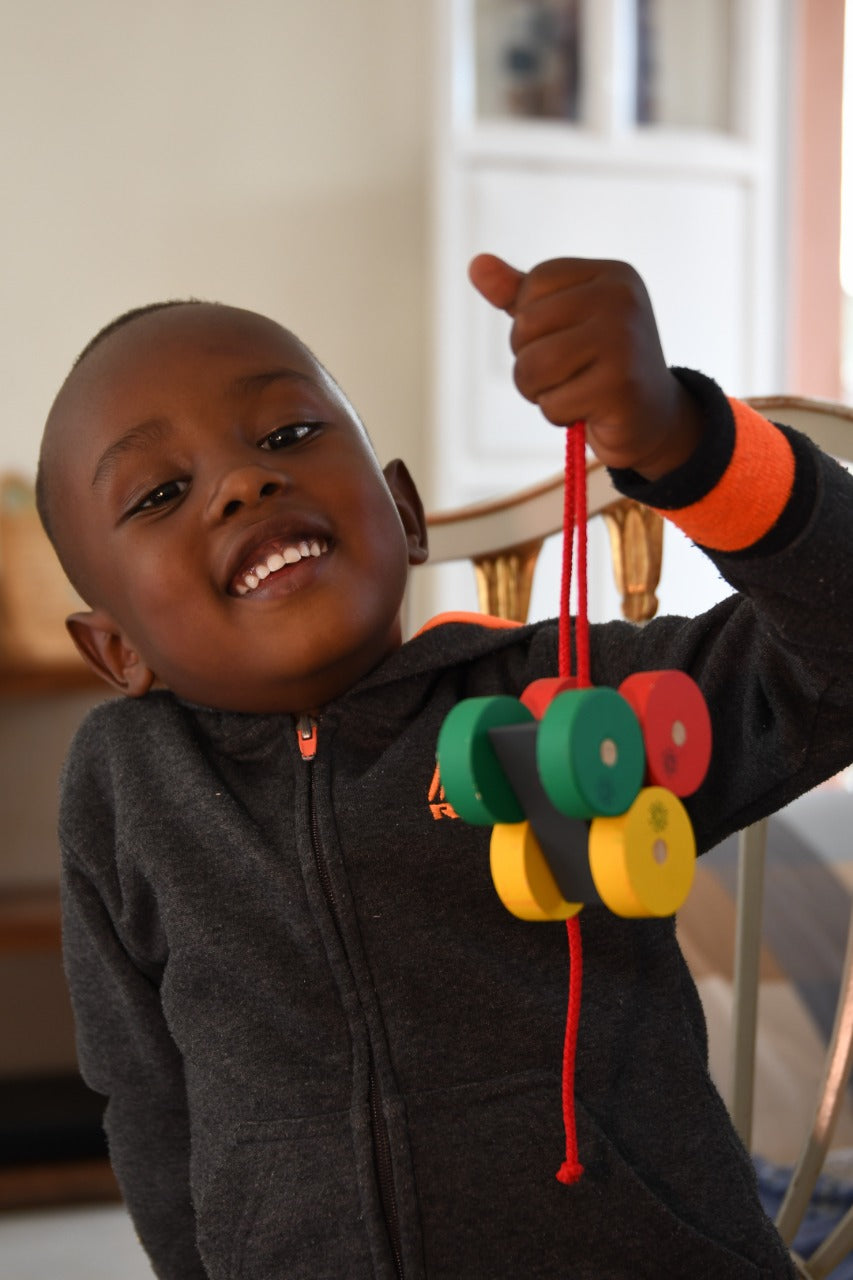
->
[437,695,533,824]
[537,687,645,818]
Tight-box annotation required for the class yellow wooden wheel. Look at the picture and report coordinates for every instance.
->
[588,786,696,918]
[490,820,583,922]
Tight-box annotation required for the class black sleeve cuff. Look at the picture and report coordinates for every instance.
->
[607,368,734,510]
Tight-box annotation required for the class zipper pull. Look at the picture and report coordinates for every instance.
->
[296,714,318,761]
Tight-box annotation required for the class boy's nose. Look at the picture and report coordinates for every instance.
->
[207,464,286,521]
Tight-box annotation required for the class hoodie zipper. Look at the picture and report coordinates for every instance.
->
[369,1067,404,1279]
[297,715,404,1279]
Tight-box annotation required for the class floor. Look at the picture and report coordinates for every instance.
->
[0,1204,155,1279]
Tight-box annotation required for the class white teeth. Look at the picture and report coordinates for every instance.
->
[234,538,329,594]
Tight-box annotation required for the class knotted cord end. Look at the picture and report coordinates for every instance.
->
[556,1160,584,1186]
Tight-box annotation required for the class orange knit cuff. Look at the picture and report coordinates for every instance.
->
[651,398,796,553]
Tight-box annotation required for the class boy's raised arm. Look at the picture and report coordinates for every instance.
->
[472,251,853,850]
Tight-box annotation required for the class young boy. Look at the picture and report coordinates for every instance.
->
[37,254,852,1279]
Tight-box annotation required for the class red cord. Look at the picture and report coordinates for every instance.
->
[557,907,584,1184]
[558,427,576,681]
[573,424,590,689]
[556,422,587,1186]
[557,423,590,688]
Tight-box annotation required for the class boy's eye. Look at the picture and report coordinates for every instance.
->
[259,422,320,451]
[133,479,189,513]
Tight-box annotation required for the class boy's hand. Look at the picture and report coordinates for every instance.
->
[469,254,703,481]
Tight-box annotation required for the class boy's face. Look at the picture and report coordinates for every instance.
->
[44,304,427,713]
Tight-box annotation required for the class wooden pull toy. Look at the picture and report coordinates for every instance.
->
[435,422,712,925]
[434,421,712,1185]
[436,671,710,921]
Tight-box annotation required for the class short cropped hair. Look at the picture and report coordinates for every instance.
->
[71,298,205,368]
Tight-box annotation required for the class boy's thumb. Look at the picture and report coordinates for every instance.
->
[468,253,524,314]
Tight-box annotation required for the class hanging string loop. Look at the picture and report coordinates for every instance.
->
[556,420,588,1186]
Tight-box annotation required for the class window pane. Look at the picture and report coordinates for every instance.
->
[474,0,583,122]
[636,0,734,131]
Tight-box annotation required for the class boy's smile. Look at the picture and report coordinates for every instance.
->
[41,303,427,713]
[229,532,329,598]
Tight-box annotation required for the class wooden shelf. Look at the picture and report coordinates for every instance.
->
[0,887,61,954]
[0,663,102,699]
[0,1157,120,1211]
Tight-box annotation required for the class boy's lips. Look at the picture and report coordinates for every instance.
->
[225,518,333,597]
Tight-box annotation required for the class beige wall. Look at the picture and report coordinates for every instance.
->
[0,0,430,491]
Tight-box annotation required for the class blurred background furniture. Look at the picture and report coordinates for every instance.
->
[0,474,117,1209]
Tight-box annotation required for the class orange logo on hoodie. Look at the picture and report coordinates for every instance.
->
[428,763,458,820]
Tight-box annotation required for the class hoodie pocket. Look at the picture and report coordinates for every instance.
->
[194,1110,376,1280]
[405,1070,773,1279]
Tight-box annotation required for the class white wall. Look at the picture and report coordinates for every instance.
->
[0,1,430,487]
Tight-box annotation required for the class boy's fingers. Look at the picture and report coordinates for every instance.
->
[468,253,525,314]
[508,282,594,354]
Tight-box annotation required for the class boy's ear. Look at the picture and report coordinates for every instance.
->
[383,458,429,565]
[66,609,156,697]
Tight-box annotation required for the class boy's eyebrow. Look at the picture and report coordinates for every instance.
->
[91,417,172,489]
[229,368,316,395]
